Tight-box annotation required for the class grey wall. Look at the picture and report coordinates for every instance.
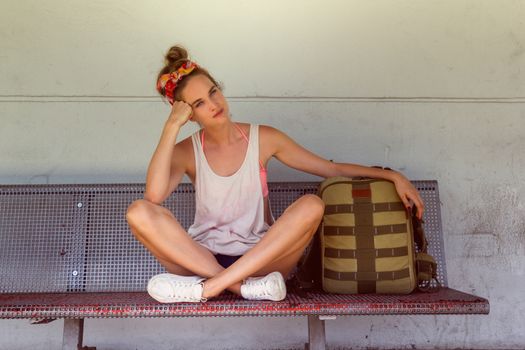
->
[1,1,524,349]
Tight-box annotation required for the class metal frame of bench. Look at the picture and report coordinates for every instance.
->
[0,181,489,350]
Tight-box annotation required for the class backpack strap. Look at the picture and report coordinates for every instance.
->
[412,206,428,253]
[411,206,441,292]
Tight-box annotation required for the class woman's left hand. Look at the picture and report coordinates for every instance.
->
[392,173,425,220]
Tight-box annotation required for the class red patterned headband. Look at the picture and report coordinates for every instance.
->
[157,61,198,104]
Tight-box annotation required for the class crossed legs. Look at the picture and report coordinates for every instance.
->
[126,194,324,299]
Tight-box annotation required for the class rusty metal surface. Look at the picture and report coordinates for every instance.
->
[0,288,489,319]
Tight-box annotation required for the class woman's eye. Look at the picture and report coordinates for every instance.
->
[196,102,203,108]
[210,89,217,95]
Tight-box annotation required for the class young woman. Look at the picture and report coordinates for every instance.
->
[126,46,424,303]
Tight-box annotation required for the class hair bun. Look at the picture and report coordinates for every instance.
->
[165,45,189,68]
[156,44,220,101]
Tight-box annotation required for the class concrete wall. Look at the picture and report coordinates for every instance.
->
[1,1,524,349]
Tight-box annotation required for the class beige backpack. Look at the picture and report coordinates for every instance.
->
[318,177,438,294]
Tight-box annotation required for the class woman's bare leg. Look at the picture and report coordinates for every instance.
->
[126,199,242,294]
[127,194,324,299]
[201,194,324,298]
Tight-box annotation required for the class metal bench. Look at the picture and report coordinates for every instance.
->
[0,181,489,350]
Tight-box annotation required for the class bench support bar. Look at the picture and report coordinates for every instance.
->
[305,315,326,350]
[62,319,84,350]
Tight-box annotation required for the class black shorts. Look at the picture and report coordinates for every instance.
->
[215,254,242,268]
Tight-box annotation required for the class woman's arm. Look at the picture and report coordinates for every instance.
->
[144,102,193,204]
[266,126,424,218]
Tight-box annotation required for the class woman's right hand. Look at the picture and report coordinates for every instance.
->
[166,101,193,128]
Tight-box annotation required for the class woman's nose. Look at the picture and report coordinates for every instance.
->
[209,99,219,111]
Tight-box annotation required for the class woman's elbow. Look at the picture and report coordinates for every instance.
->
[143,191,165,205]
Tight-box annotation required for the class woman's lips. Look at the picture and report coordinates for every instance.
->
[213,109,224,118]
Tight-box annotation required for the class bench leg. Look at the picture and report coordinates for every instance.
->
[305,315,326,350]
[62,319,85,350]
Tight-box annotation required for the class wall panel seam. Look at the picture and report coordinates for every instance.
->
[1,96,525,104]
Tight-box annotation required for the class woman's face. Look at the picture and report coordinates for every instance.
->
[180,74,229,125]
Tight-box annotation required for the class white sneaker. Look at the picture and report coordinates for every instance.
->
[147,273,206,303]
[240,271,287,301]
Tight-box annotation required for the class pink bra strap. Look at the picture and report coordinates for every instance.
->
[201,124,265,170]
[233,123,249,143]
[234,124,265,170]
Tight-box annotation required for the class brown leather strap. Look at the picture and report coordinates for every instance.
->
[323,223,408,236]
[324,204,354,215]
[352,182,376,293]
[411,206,428,253]
[325,246,409,259]
[324,268,411,281]
[324,202,405,215]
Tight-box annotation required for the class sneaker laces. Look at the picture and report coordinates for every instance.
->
[244,278,275,299]
[148,274,207,302]
[162,280,206,302]
[166,280,206,301]
[241,272,286,301]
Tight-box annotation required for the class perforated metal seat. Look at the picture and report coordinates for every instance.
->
[0,181,489,350]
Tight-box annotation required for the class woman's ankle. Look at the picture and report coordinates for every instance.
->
[201,279,222,299]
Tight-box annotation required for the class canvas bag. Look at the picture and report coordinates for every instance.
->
[318,177,438,294]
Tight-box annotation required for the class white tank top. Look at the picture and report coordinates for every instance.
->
[187,124,270,256]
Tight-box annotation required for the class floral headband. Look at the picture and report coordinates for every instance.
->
[156,61,198,104]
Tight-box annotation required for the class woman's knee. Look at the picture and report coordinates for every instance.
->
[298,194,325,222]
[126,199,159,232]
